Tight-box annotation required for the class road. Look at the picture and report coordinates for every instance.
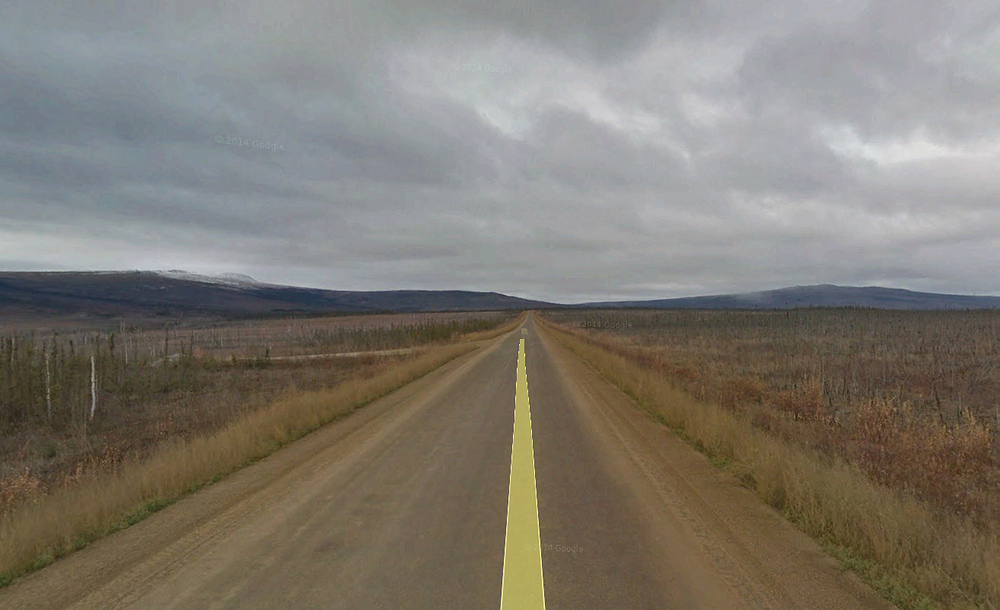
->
[0,314,887,609]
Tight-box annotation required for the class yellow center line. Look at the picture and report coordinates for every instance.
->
[500,337,546,609]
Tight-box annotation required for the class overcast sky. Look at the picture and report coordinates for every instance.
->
[2,0,999,303]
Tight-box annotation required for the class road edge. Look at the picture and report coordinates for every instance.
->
[0,316,525,595]
[531,313,953,610]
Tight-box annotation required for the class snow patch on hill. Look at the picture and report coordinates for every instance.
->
[153,270,260,287]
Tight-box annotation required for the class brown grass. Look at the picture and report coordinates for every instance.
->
[0,312,525,586]
[544,309,1000,526]
[537,314,1000,609]
[0,357,404,511]
[33,311,515,362]
[0,311,521,515]
[0,343,474,586]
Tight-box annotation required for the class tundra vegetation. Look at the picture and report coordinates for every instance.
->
[0,311,518,518]
[539,308,1000,609]
[0,310,523,587]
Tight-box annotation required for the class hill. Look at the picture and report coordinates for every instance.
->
[0,271,553,322]
[579,284,1000,310]
[4,274,999,324]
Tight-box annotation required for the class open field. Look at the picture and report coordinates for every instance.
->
[0,311,525,588]
[3,306,995,607]
[537,310,1000,608]
[0,310,517,362]
[0,313,891,610]
[0,311,519,516]
[540,308,1000,523]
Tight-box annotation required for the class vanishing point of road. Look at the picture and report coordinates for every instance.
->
[0,314,887,609]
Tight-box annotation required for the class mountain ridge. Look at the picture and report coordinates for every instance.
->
[578,284,1000,310]
[1,272,999,322]
[0,271,554,321]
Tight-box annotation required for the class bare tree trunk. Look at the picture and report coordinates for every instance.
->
[933,381,945,426]
[90,355,97,420]
[45,350,52,422]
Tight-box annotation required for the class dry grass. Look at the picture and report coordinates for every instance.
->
[0,357,403,509]
[538,315,1000,609]
[29,311,514,362]
[0,312,520,514]
[0,312,525,586]
[0,340,481,586]
[549,309,1000,421]
[543,309,1000,526]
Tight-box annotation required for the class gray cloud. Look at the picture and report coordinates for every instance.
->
[2,0,999,302]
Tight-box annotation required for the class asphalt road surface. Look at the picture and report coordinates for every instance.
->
[0,314,888,609]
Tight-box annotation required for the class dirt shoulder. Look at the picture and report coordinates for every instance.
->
[534,318,889,609]
[0,335,508,609]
